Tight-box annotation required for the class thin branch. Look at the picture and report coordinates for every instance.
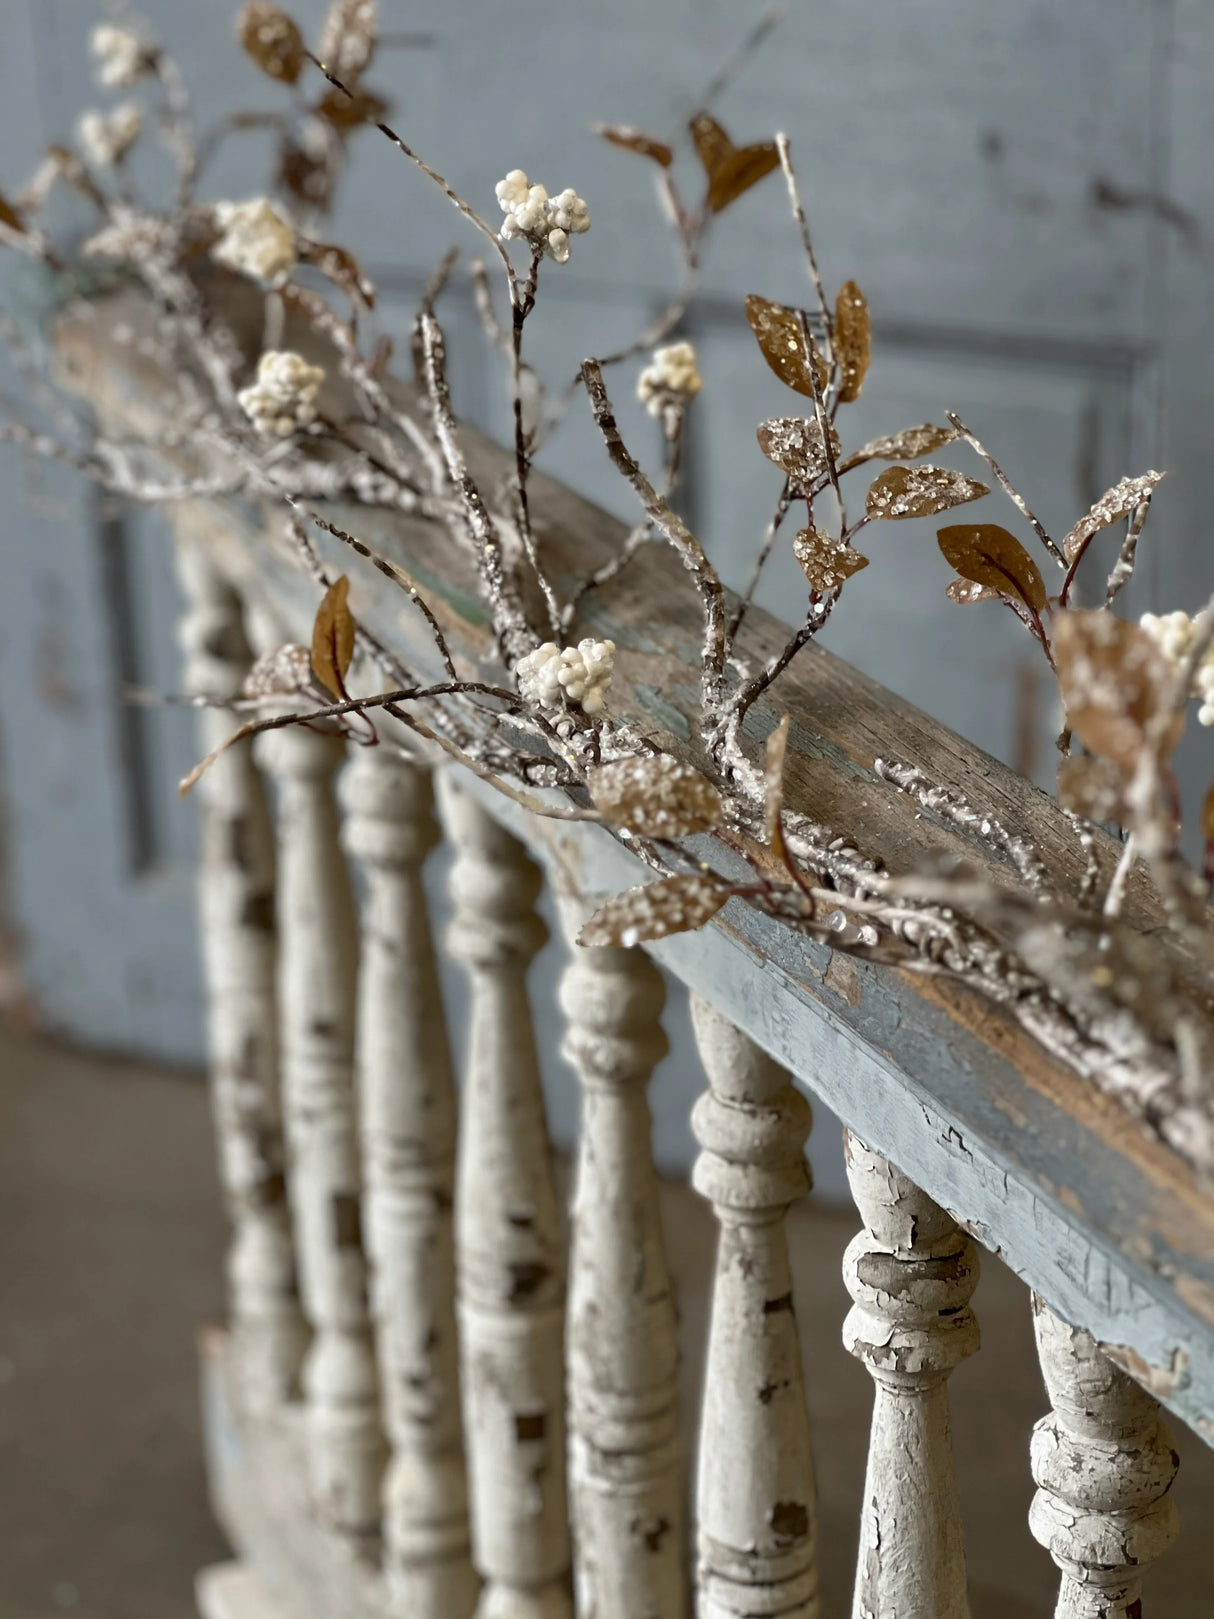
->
[776,133,832,356]
[1104,498,1153,607]
[947,410,1064,567]
[729,480,794,644]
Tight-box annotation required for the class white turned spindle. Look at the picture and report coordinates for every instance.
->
[1029,1296,1179,1619]
[176,538,305,1405]
[340,750,478,1618]
[559,906,685,1619]
[842,1133,979,1619]
[255,724,385,1533]
[689,996,819,1619]
[438,774,572,1619]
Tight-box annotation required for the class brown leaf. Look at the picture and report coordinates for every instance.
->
[1061,471,1166,564]
[237,2,305,84]
[279,144,333,208]
[587,754,722,838]
[834,280,870,403]
[690,112,779,212]
[594,124,673,168]
[866,465,989,521]
[1052,609,1184,772]
[765,714,790,849]
[945,578,1001,606]
[756,416,840,484]
[316,85,390,129]
[937,523,1048,614]
[841,423,960,470]
[689,112,733,177]
[794,528,869,594]
[1057,755,1126,824]
[318,0,377,83]
[0,188,24,234]
[578,873,730,948]
[311,576,356,699]
[298,238,376,308]
[745,294,828,398]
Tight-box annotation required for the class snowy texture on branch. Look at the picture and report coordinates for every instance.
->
[89,24,149,88]
[1140,610,1214,724]
[495,170,590,264]
[238,351,326,437]
[637,341,702,417]
[211,198,296,287]
[78,105,143,168]
[516,638,616,714]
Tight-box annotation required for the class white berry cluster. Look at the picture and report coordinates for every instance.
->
[637,341,703,419]
[89,24,149,88]
[495,170,590,264]
[238,350,326,437]
[211,198,296,287]
[78,104,142,168]
[516,638,616,716]
[1139,610,1214,725]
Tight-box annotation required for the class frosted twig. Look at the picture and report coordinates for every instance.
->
[776,134,832,355]
[1102,497,1153,607]
[876,758,1050,892]
[729,480,794,644]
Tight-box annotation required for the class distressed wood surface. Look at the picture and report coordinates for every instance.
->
[557,895,685,1619]
[255,721,385,1533]
[56,293,1214,1445]
[176,521,305,1406]
[842,1134,979,1619]
[340,751,478,1617]
[438,775,573,1619]
[1030,1298,1179,1618]
[690,997,819,1619]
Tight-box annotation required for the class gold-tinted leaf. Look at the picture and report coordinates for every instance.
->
[577,873,730,948]
[794,528,869,594]
[298,238,376,307]
[587,754,722,839]
[1061,471,1166,563]
[765,714,789,848]
[1052,609,1184,771]
[707,141,779,213]
[689,112,733,177]
[745,294,828,398]
[866,465,989,521]
[1057,755,1126,824]
[237,1,305,84]
[279,143,333,207]
[756,415,840,484]
[0,188,24,234]
[937,522,1048,614]
[834,279,870,403]
[311,575,356,698]
[318,0,377,82]
[316,85,391,129]
[841,423,960,470]
[594,123,673,168]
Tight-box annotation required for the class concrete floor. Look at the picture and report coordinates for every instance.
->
[1,1018,1211,1618]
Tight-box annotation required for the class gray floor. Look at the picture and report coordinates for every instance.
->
[1,1019,1210,1619]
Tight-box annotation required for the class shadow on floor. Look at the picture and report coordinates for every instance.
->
[2,1019,1211,1617]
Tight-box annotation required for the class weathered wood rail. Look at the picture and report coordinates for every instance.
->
[54,286,1214,1618]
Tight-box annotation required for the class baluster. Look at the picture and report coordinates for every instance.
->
[841,1132,979,1619]
[689,996,819,1619]
[255,723,385,1532]
[340,749,478,1617]
[559,902,684,1619]
[176,537,305,1404]
[1029,1297,1179,1618]
[438,774,572,1619]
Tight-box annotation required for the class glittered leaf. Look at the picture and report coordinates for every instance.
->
[841,423,960,471]
[794,528,869,594]
[595,124,673,168]
[834,280,870,403]
[316,85,391,129]
[311,576,356,699]
[937,523,1047,614]
[588,755,722,838]
[945,577,1001,606]
[0,188,24,234]
[1057,755,1126,824]
[279,143,333,207]
[745,294,828,398]
[866,465,989,521]
[318,0,377,83]
[1061,471,1166,564]
[237,2,306,84]
[578,873,730,948]
[298,238,376,307]
[765,714,790,849]
[689,112,733,178]
[756,416,840,484]
[1052,609,1184,771]
[707,142,779,213]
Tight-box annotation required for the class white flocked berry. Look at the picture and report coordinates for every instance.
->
[1139,610,1214,725]
[90,24,148,88]
[238,350,326,437]
[637,341,703,418]
[495,169,590,264]
[78,104,142,168]
[211,198,296,287]
[516,637,616,716]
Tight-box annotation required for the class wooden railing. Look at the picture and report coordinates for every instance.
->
[54,289,1214,1619]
